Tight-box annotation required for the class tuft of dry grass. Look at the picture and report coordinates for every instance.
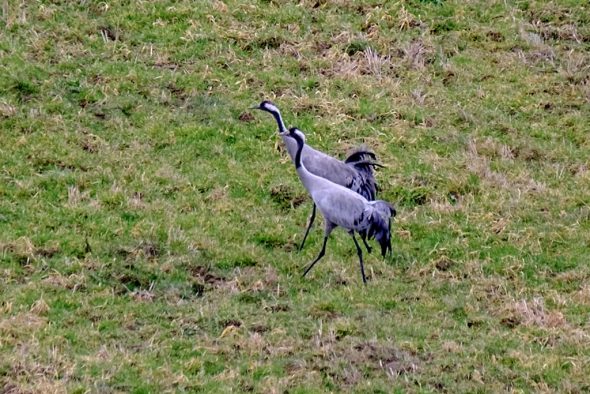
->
[507,297,566,329]
[403,39,434,70]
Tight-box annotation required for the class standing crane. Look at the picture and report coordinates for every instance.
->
[283,127,395,284]
[252,100,382,252]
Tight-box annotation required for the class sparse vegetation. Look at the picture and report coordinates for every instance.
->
[1,0,589,392]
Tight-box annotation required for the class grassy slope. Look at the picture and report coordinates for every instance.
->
[1,0,589,392]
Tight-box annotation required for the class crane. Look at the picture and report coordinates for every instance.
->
[283,127,395,283]
[252,100,382,252]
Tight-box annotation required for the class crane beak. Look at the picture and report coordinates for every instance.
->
[250,104,262,110]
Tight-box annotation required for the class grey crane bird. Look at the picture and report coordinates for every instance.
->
[252,100,382,252]
[283,127,396,284]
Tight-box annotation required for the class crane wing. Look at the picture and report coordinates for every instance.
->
[314,189,369,230]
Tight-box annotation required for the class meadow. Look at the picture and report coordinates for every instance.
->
[1,0,589,392]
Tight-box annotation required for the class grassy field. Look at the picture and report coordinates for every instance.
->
[1,0,589,392]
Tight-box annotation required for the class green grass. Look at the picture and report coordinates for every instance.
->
[1,0,590,391]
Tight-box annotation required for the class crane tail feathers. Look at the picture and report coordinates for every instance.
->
[348,159,386,168]
[367,201,396,257]
[345,147,381,201]
[344,149,377,164]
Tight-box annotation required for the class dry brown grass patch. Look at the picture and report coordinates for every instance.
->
[572,284,590,306]
[558,49,590,83]
[501,297,567,329]
[66,185,90,207]
[0,238,61,264]
[318,42,399,84]
[41,273,86,292]
[397,5,422,31]
[0,101,17,118]
[466,139,547,194]
[403,39,434,70]
[0,312,47,340]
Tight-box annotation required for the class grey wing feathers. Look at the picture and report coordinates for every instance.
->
[316,191,367,230]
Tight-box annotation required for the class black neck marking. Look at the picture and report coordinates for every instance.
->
[289,128,304,169]
[268,109,287,134]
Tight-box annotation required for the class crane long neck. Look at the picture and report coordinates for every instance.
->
[270,109,287,134]
[289,130,330,198]
[293,132,304,170]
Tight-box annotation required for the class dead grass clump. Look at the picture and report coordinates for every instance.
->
[324,54,354,78]
[411,88,427,106]
[465,139,547,194]
[67,185,91,207]
[188,265,226,286]
[118,241,161,261]
[30,298,50,316]
[0,101,17,118]
[430,198,462,213]
[129,191,145,209]
[317,36,399,82]
[308,336,420,387]
[513,27,556,67]
[530,17,585,44]
[503,297,566,329]
[130,288,156,302]
[558,50,590,83]
[499,144,515,160]
[4,341,76,393]
[187,264,241,294]
[269,184,307,211]
[41,273,86,291]
[578,78,590,104]
[441,340,462,353]
[0,238,61,264]
[350,341,419,382]
[0,312,47,338]
[238,332,265,356]
[466,140,509,189]
[205,185,230,213]
[520,28,544,47]
[397,5,422,31]
[403,39,434,70]
[363,47,392,79]
[573,284,590,306]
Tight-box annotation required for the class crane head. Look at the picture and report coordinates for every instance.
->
[282,127,306,143]
[251,100,279,114]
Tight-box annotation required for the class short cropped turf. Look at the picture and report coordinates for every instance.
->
[1,0,589,392]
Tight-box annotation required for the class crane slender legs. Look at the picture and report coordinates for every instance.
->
[302,235,328,278]
[359,231,372,254]
[298,203,316,251]
[302,226,367,285]
[299,205,373,255]
[351,232,367,284]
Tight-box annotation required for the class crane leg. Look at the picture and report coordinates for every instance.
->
[351,232,367,284]
[298,203,316,252]
[359,230,372,254]
[302,235,328,278]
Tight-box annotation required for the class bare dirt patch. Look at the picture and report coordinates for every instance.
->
[117,241,161,261]
[188,265,226,286]
[270,184,308,211]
